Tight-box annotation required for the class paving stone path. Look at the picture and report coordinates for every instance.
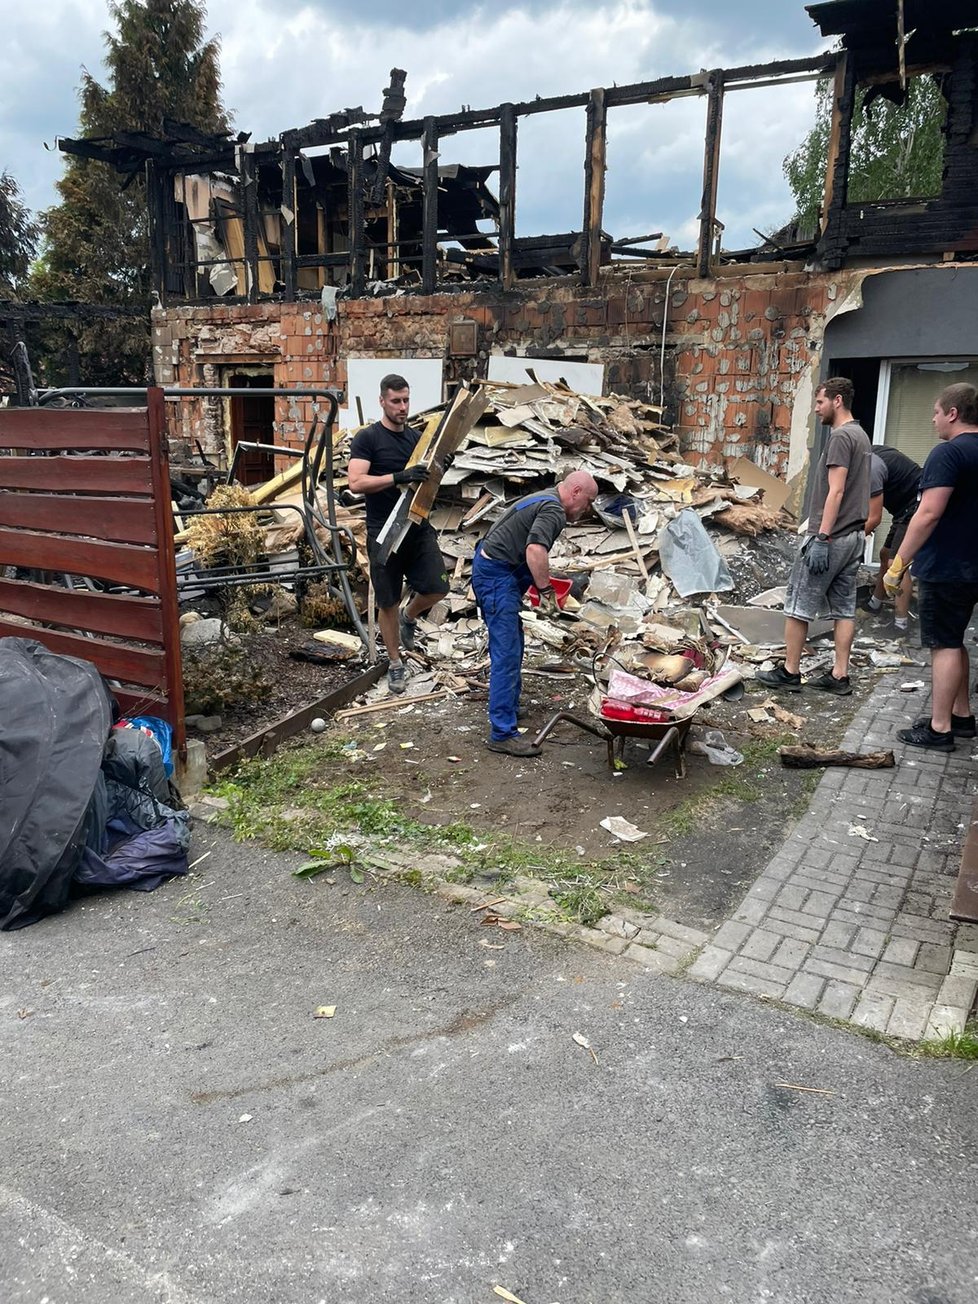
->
[687,664,978,1040]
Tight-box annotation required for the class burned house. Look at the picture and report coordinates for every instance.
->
[56,0,978,493]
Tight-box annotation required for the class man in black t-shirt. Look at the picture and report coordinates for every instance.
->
[864,444,922,632]
[886,383,978,750]
[348,374,450,694]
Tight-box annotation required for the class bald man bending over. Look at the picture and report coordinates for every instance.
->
[472,471,598,757]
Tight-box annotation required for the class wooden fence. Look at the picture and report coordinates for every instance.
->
[0,388,185,760]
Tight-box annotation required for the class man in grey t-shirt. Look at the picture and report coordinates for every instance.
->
[758,376,872,696]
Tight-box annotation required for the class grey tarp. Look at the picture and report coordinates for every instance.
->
[0,638,112,929]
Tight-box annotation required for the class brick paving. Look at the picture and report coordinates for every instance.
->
[687,663,978,1040]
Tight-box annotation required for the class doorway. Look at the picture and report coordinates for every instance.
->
[228,373,275,485]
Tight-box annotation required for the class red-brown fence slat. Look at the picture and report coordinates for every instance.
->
[0,456,153,495]
[0,577,164,643]
[112,686,174,723]
[0,526,161,592]
[0,408,152,452]
[0,493,157,545]
[0,620,166,687]
[146,387,186,761]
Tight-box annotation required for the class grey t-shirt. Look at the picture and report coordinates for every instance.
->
[480,491,567,568]
[808,419,872,538]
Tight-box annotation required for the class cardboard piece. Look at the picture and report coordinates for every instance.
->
[725,456,792,516]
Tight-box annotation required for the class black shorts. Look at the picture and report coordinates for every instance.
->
[883,516,911,554]
[367,521,450,610]
[917,579,978,649]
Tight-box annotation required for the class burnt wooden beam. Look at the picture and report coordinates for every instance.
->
[347,129,367,297]
[498,104,518,290]
[277,54,837,152]
[281,148,297,301]
[146,160,168,304]
[422,116,439,294]
[237,145,260,304]
[581,87,608,287]
[697,71,725,278]
[823,52,857,238]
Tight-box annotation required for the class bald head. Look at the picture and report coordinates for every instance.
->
[557,470,599,521]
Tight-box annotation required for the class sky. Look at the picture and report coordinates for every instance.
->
[0,1,835,252]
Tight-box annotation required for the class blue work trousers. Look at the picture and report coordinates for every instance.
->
[471,545,532,741]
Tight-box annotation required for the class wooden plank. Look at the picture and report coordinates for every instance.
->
[0,577,164,642]
[146,387,186,761]
[113,685,173,723]
[0,408,152,452]
[348,129,366,298]
[209,660,387,773]
[498,104,518,290]
[239,145,260,304]
[422,116,439,294]
[581,87,608,288]
[0,455,153,495]
[0,493,157,545]
[0,620,166,687]
[0,526,161,592]
[697,71,724,278]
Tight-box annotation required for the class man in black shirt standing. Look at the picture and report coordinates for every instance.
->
[348,374,450,694]
[863,444,922,634]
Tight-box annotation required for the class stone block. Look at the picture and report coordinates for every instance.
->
[851,991,896,1034]
[783,972,824,1011]
[686,945,733,982]
[817,980,861,1020]
[885,999,932,1041]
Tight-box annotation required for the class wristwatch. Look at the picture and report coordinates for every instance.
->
[816,533,829,541]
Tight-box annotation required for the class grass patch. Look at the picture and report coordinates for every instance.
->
[204,740,670,929]
[918,1024,978,1060]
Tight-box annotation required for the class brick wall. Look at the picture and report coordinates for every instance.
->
[154,263,853,477]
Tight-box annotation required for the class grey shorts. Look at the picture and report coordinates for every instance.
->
[784,531,864,623]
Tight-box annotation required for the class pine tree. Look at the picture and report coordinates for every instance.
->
[0,172,39,295]
[30,0,229,385]
[783,75,946,231]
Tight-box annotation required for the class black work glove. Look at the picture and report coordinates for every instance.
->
[441,451,455,471]
[805,536,830,575]
[393,462,430,486]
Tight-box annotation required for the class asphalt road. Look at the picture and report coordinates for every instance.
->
[2,827,975,1304]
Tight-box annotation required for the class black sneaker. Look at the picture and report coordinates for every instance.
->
[896,722,955,752]
[399,612,418,651]
[913,713,976,739]
[807,670,852,695]
[388,662,409,695]
[756,663,803,692]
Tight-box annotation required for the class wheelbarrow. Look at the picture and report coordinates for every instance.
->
[531,700,691,777]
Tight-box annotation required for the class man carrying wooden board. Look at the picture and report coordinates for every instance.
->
[348,374,450,694]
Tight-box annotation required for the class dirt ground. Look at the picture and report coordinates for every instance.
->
[314,647,878,930]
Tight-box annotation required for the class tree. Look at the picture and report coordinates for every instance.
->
[29,1,229,385]
[0,172,39,295]
[784,74,947,230]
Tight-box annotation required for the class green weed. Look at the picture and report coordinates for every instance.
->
[918,1024,978,1060]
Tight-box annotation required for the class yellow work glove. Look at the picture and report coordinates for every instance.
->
[883,555,907,598]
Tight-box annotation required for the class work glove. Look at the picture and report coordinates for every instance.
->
[883,555,907,598]
[393,462,430,486]
[536,585,559,616]
[805,536,830,576]
[440,451,455,471]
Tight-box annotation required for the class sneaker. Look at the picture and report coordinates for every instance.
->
[896,721,955,752]
[807,670,852,696]
[487,735,542,758]
[388,662,409,695]
[516,705,530,721]
[756,663,802,692]
[399,612,418,651]
[913,713,976,739]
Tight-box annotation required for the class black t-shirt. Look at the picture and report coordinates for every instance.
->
[870,445,921,520]
[348,420,421,535]
[914,432,978,583]
[480,491,567,568]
